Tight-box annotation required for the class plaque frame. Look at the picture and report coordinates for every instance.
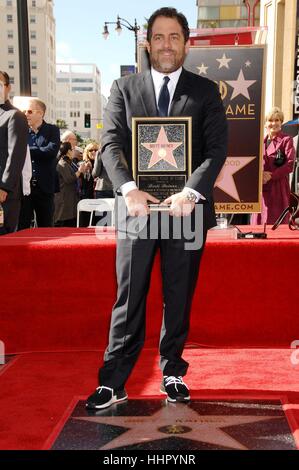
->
[132,116,192,202]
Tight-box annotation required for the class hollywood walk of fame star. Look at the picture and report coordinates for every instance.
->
[226,69,257,100]
[215,156,255,201]
[141,126,182,169]
[216,53,232,69]
[75,402,281,450]
[197,63,209,75]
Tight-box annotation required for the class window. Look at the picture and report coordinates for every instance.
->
[10,77,14,84]
[32,0,36,6]
[31,62,37,70]
[7,15,13,23]
[72,87,93,92]
[57,78,69,83]
[30,15,36,24]
[30,31,37,40]
[70,112,73,117]
[84,101,91,109]
[198,7,220,20]
[8,46,14,54]
[32,77,37,85]
[72,78,93,83]
[73,121,77,128]
[6,0,13,6]
[8,61,14,70]
[31,46,37,55]
[7,30,13,39]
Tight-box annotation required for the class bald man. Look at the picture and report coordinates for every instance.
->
[18,98,60,229]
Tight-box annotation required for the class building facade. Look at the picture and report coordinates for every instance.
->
[197,0,260,29]
[0,0,56,122]
[260,0,297,121]
[56,63,102,142]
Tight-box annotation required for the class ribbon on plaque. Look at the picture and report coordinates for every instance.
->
[132,117,192,208]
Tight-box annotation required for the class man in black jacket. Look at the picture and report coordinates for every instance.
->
[18,98,60,229]
[86,7,228,409]
[0,71,28,234]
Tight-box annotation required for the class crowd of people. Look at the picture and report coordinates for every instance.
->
[0,70,112,235]
[0,65,297,237]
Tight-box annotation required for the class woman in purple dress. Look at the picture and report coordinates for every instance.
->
[251,107,295,225]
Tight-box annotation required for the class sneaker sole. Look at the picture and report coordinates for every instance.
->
[160,388,190,403]
[86,393,128,410]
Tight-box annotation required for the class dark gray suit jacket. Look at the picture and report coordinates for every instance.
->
[0,100,28,197]
[101,68,228,227]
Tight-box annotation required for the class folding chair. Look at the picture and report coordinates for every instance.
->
[76,198,115,227]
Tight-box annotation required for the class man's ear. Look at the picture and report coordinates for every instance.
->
[145,40,151,55]
[184,39,190,55]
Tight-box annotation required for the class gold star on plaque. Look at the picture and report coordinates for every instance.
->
[141,126,182,169]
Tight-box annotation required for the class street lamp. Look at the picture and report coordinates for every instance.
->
[102,15,140,71]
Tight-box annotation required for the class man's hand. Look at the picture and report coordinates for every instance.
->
[163,192,196,217]
[263,171,272,184]
[124,189,160,217]
[0,189,8,203]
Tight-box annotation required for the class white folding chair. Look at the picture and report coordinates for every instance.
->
[76,198,115,227]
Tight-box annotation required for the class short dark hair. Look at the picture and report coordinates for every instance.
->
[59,141,72,158]
[0,71,10,86]
[147,7,190,43]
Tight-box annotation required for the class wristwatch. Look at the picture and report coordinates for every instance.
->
[184,191,197,203]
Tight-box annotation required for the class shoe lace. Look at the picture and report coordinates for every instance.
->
[164,376,188,391]
[96,385,113,393]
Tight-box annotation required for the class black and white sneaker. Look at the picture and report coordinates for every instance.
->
[160,376,190,403]
[86,386,128,410]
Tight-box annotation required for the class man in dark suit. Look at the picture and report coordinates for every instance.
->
[18,98,60,229]
[87,7,227,409]
[0,71,28,234]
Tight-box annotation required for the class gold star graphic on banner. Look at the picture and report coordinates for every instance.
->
[226,69,256,100]
[215,156,255,201]
[142,126,182,169]
[197,63,209,75]
[216,53,232,69]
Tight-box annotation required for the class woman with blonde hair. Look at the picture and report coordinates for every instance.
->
[80,142,99,199]
[251,107,295,225]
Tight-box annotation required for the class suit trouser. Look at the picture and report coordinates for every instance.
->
[99,206,207,390]
[1,195,21,234]
[18,186,54,229]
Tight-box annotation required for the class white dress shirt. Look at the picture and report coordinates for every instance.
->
[120,68,203,202]
[22,146,32,196]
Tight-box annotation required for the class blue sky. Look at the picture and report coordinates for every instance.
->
[54,0,198,97]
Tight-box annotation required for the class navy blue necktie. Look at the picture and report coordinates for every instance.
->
[158,76,170,117]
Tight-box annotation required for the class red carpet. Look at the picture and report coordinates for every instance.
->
[0,348,299,450]
[1,225,299,353]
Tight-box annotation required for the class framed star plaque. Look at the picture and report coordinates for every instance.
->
[132,117,192,204]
